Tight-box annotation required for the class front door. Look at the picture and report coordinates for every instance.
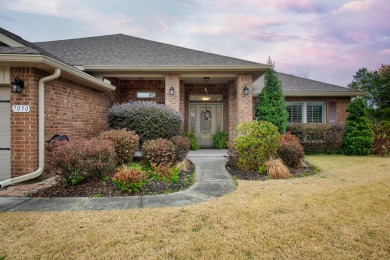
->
[189,104,223,147]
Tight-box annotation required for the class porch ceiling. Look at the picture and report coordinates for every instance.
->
[98,74,238,84]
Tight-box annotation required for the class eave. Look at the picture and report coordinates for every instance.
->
[0,54,115,92]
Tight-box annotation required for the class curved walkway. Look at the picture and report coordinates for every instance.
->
[0,150,235,212]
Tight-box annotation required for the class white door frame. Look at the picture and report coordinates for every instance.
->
[188,102,223,147]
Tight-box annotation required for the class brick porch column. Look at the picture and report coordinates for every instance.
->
[165,74,180,112]
[236,74,253,123]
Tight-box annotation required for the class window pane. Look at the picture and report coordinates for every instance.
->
[307,103,323,123]
[329,102,337,123]
[189,95,223,101]
[286,103,302,122]
[137,92,156,98]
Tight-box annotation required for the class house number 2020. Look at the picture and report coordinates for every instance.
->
[12,105,30,113]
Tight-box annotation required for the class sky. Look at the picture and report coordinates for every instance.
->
[0,0,389,86]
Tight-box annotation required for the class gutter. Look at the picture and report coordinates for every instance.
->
[0,69,61,188]
[82,64,272,72]
[252,91,368,97]
[0,54,115,92]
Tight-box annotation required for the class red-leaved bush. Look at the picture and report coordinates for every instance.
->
[142,139,176,167]
[112,165,147,193]
[277,133,304,168]
[99,129,139,165]
[372,122,390,156]
[287,124,344,153]
[49,138,116,185]
[170,136,190,162]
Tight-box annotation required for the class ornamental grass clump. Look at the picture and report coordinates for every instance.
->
[233,121,280,173]
[49,138,116,186]
[107,101,183,144]
[265,158,292,179]
[99,129,139,165]
[277,133,305,168]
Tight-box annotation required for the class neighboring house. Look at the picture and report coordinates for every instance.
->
[0,27,363,183]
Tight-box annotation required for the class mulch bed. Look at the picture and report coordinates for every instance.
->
[32,160,195,197]
[226,161,317,180]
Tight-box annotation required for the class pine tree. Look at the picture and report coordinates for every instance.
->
[255,67,288,133]
[342,98,374,155]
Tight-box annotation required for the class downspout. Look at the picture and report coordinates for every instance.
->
[0,68,61,188]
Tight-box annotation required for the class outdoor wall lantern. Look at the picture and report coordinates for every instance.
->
[204,77,210,83]
[169,86,175,95]
[243,85,249,96]
[10,77,24,93]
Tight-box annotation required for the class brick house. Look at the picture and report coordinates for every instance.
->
[0,27,363,185]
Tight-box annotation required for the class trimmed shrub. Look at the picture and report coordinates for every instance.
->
[372,121,390,156]
[212,131,228,149]
[170,136,191,162]
[99,129,139,165]
[50,138,116,185]
[112,165,147,193]
[265,158,292,179]
[183,132,200,150]
[255,67,288,133]
[233,121,280,173]
[277,133,305,168]
[107,101,183,144]
[142,139,176,167]
[342,98,374,155]
[287,123,344,153]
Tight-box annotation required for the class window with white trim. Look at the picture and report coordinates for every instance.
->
[286,102,325,123]
[307,103,324,123]
[286,103,303,122]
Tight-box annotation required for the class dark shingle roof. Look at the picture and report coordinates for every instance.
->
[253,72,360,95]
[0,27,68,63]
[35,34,264,67]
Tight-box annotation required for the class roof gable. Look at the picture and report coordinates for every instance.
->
[35,34,265,67]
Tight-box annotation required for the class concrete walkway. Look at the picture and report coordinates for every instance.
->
[0,150,235,212]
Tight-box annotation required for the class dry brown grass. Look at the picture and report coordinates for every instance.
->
[266,158,292,179]
[1,155,390,259]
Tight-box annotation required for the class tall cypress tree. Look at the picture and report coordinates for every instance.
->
[342,98,374,155]
[255,67,288,133]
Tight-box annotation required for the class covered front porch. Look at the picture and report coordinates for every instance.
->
[100,72,264,145]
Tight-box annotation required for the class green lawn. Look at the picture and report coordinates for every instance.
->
[1,155,389,259]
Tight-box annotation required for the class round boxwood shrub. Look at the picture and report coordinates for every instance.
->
[107,101,183,144]
[99,129,139,165]
[277,133,304,168]
[342,98,374,155]
[233,121,280,173]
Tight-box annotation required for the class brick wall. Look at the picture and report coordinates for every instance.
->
[165,74,180,112]
[236,75,253,122]
[10,67,113,177]
[110,79,165,104]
